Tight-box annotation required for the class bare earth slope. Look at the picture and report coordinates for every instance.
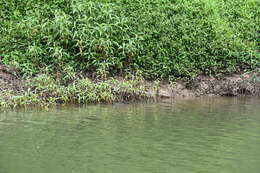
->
[151,73,260,98]
[0,64,259,99]
[0,64,24,92]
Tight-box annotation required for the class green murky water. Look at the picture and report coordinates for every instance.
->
[0,97,260,173]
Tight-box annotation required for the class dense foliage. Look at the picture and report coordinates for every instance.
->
[0,0,259,79]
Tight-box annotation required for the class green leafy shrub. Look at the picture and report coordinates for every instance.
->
[0,0,259,79]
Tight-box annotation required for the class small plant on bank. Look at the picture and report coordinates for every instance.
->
[0,72,149,108]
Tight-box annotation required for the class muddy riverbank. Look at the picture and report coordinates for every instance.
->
[0,64,259,108]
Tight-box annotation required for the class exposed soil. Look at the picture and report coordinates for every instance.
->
[0,64,24,92]
[0,64,259,98]
[149,72,260,98]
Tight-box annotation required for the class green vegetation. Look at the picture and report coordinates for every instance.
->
[0,0,259,108]
[1,0,259,79]
[0,72,146,108]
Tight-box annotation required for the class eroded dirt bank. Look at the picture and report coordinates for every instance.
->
[148,73,260,98]
[0,64,259,100]
[0,65,24,92]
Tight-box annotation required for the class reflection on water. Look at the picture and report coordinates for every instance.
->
[0,97,260,173]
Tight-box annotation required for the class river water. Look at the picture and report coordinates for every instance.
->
[0,97,260,173]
